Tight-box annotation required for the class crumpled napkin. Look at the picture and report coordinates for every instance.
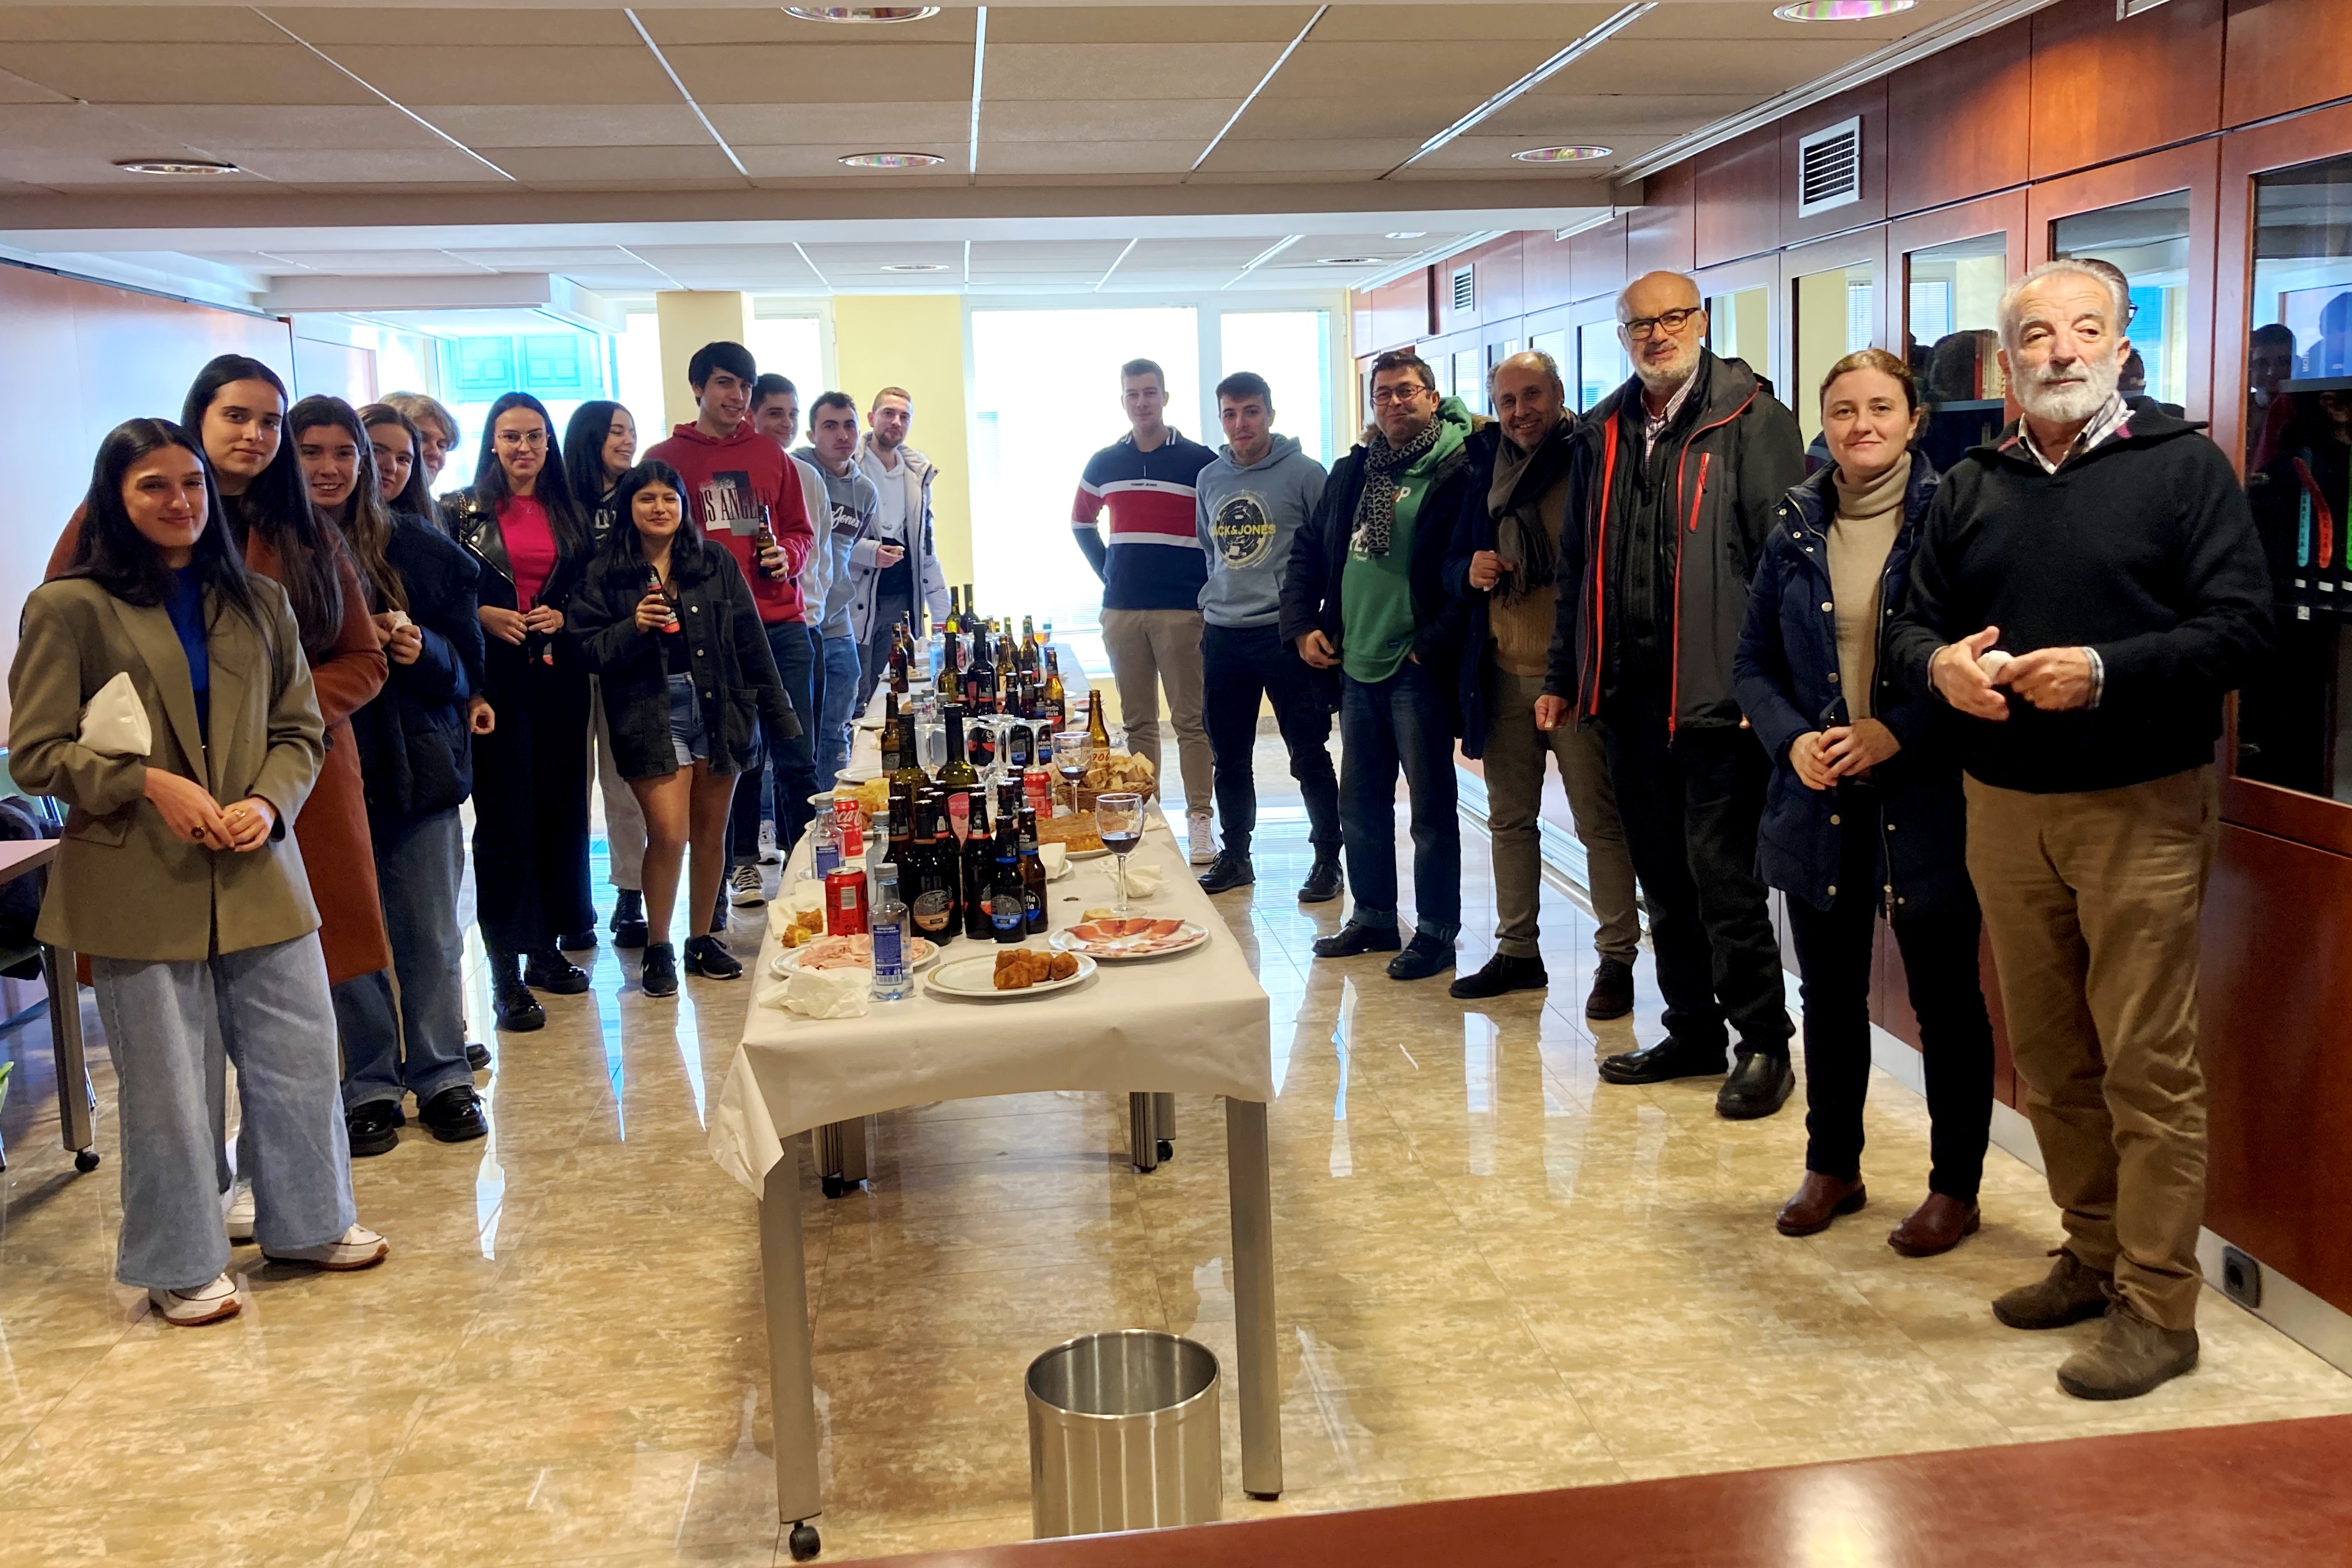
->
[782,965,870,1019]
[1119,861,1164,897]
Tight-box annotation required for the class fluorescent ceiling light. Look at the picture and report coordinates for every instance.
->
[1389,3,1654,175]
[1318,256,1383,266]
[115,158,240,176]
[882,262,948,272]
[1773,1,1916,18]
[837,152,947,168]
[784,7,941,22]
[1385,231,1427,239]
[1514,145,1613,163]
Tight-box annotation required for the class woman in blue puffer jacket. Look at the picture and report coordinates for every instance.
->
[1733,348,1994,1259]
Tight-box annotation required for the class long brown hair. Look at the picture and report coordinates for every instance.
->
[181,355,347,657]
[360,401,438,522]
[291,395,407,613]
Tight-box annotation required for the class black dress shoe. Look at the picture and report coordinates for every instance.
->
[1387,931,1456,981]
[347,1101,402,1158]
[464,1042,491,1072]
[493,978,544,1032]
[1450,953,1546,999]
[610,889,650,950]
[1298,859,1344,904]
[523,951,589,994]
[1197,852,1255,893]
[1597,1037,1727,1085]
[1717,1049,1796,1120]
[1312,920,1401,959]
[1584,957,1635,1021]
[641,941,679,997]
[684,935,744,979]
[418,1085,488,1143]
[557,928,597,951]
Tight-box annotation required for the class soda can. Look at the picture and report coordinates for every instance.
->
[1023,766,1053,815]
[824,867,868,935]
[832,797,865,858]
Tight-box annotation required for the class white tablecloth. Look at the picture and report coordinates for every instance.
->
[710,672,1273,1195]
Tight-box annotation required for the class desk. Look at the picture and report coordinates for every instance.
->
[0,839,99,1173]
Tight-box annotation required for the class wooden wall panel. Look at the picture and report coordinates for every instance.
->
[1780,82,1889,249]
[2201,824,2352,1315]
[1626,161,1697,280]
[2224,0,2352,128]
[1887,21,2032,218]
[1569,214,1628,302]
[1524,227,1575,315]
[1695,126,1780,269]
[2030,0,2224,181]
[1435,234,1525,338]
[1362,272,1434,353]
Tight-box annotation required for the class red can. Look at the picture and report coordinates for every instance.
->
[1023,766,1053,816]
[833,797,865,858]
[824,867,868,935]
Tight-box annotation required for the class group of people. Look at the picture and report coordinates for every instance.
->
[5,342,947,1325]
[1109,260,2265,1404]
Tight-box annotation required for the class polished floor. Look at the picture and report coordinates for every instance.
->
[2,733,2350,1566]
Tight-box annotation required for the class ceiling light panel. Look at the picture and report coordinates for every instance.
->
[1774,1,1919,19]
[835,150,947,168]
[784,7,942,23]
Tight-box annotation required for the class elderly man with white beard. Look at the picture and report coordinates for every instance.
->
[1888,259,2271,1402]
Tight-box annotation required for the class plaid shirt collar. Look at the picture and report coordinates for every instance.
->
[2015,392,2130,474]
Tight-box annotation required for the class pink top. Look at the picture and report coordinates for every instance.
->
[501,494,558,608]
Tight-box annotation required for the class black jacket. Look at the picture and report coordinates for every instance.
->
[567,536,799,781]
[1544,351,1806,734]
[1443,421,1552,760]
[1886,410,2272,794]
[1278,419,1482,725]
[352,514,486,819]
[442,485,591,682]
[1735,458,1972,918]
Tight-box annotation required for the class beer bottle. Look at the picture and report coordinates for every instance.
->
[1087,688,1111,749]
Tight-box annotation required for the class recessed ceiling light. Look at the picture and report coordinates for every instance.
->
[1318,256,1384,266]
[113,157,240,177]
[784,6,940,22]
[882,262,948,272]
[1513,145,1613,163]
[1385,231,1427,240]
[837,152,947,169]
[1773,0,1916,19]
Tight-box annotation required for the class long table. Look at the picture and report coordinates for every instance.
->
[709,681,1282,1559]
[0,838,99,1175]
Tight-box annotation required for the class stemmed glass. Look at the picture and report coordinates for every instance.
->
[1053,729,1091,817]
[1095,791,1143,915]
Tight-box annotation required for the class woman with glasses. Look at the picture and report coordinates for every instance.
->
[442,393,597,1031]
[564,399,652,949]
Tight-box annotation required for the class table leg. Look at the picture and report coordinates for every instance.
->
[1152,1091,1175,1155]
[42,944,96,1169]
[1225,1097,1281,1499]
[761,1151,824,1539]
[1127,1092,1159,1173]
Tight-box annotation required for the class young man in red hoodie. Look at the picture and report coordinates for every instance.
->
[644,340,817,925]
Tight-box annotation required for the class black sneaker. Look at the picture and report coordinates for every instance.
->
[641,940,680,997]
[418,1084,488,1143]
[1298,859,1343,904]
[464,1042,491,1071]
[1197,852,1255,893]
[610,888,649,950]
[1387,930,1456,981]
[1450,953,1546,999]
[1312,920,1401,959]
[347,1101,402,1158]
[1584,957,1636,1021]
[684,935,744,980]
[523,951,589,994]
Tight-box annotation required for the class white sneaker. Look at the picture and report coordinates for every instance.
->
[1187,811,1217,866]
[224,1183,255,1243]
[758,820,781,865]
[729,864,768,907]
[263,1224,389,1272]
[150,1272,241,1325]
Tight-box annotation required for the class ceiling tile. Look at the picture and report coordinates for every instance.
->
[1545,40,1875,97]
[1626,0,1977,43]
[665,43,975,105]
[105,103,445,152]
[445,246,650,270]
[1218,95,1465,142]
[1312,4,1629,44]
[1256,40,1536,99]
[640,8,976,46]
[478,144,745,183]
[1483,92,1762,137]
[520,176,749,195]
[0,7,284,44]
[981,140,1201,176]
[734,143,965,178]
[968,172,1183,188]
[0,63,70,102]
[750,171,969,190]
[220,147,503,183]
[418,103,713,149]
[985,44,1283,101]
[706,102,969,145]
[272,8,643,46]
[1197,135,1422,174]
[0,42,378,105]
[311,44,679,107]
[268,249,492,273]
[981,99,1233,144]
[0,100,190,153]
[985,7,1316,45]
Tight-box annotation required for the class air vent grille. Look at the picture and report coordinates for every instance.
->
[1452,266,1475,313]
[1795,116,1861,216]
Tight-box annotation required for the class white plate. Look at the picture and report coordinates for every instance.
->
[770,935,938,977]
[1050,918,1208,961]
[925,948,1096,999]
[1064,846,1111,861]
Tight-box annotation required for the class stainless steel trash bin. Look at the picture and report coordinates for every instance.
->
[1026,1330,1222,1538]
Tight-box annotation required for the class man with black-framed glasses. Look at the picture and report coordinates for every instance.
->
[1538,270,1806,1117]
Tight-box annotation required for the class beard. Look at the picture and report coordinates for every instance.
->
[1633,337,1702,396]
[2015,350,2121,424]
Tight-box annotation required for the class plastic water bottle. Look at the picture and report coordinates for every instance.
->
[811,807,842,880]
[870,865,912,1002]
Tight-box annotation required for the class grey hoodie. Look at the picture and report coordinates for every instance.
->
[1193,433,1328,629]
[794,445,882,639]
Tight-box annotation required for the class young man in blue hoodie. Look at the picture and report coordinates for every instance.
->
[1193,372,1342,900]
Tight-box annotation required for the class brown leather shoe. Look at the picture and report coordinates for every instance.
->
[1887,1193,1982,1258]
[1775,1173,1867,1236]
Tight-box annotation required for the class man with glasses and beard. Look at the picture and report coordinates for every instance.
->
[1538,271,1806,1117]
[1887,259,2269,1402]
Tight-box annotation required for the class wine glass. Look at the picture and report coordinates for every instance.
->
[1095,791,1143,915]
[1053,730,1091,816]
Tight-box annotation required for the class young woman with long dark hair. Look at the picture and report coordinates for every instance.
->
[563,398,652,948]
[568,461,799,994]
[364,402,440,522]
[293,396,493,1150]
[441,392,597,1028]
[11,418,387,1324]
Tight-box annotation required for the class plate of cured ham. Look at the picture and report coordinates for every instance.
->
[1049,916,1208,961]
[770,933,939,976]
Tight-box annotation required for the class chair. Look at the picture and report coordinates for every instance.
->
[0,748,100,1173]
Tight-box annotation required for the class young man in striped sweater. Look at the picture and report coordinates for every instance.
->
[1072,358,1220,863]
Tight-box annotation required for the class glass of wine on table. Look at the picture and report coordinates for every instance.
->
[1095,791,1143,915]
[1053,730,1091,814]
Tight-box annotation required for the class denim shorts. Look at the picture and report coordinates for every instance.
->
[667,672,709,769]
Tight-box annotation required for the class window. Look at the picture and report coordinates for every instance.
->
[1453,347,1484,413]
[1217,310,1333,467]
[1791,262,1876,446]
[613,310,663,436]
[1707,286,1769,370]
[430,323,611,495]
[1576,319,1627,411]
[746,312,827,409]
[2053,190,2191,411]
[1904,232,2010,473]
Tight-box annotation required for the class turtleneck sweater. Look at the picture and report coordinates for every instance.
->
[1827,452,1909,722]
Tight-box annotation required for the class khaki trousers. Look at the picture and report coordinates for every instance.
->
[1100,607,1212,815]
[1964,767,2217,1329]
[1482,669,1641,964]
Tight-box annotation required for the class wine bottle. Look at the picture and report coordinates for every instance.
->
[1018,802,1048,935]
[1087,688,1111,749]
[945,585,961,633]
[890,706,928,795]
[1044,650,1066,727]
[878,690,904,774]
[962,787,996,941]
[938,705,978,791]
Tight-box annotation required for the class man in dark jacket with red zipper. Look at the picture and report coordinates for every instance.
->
[1539,270,1807,1118]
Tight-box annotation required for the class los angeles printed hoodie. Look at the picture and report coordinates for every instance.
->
[642,420,815,624]
[1193,434,1329,629]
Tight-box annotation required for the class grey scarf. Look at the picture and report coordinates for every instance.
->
[1352,415,1443,557]
[1487,416,1574,606]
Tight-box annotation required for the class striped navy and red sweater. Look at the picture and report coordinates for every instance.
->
[1071,428,1217,611]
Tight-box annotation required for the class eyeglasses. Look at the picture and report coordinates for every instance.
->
[1622,306,1702,342]
[1370,383,1432,406]
[495,429,549,448]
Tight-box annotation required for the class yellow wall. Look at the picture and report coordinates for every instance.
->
[829,293,973,591]
[654,291,751,433]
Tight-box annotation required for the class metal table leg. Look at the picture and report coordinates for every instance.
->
[42,944,97,1171]
[816,1117,868,1197]
[761,1150,825,1557]
[1225,1097,1281,1499]
[1127,1091,1159,1173]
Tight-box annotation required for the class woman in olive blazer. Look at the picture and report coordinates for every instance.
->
[8,419,388,1327]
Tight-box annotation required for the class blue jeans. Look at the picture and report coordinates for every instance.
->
[817,633,862,787]
[337,807,473,1113]
[1337,660,1460,939]
[95,934,355,1289]
[730,619,821,865]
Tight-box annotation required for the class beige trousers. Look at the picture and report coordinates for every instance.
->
[1964,767,2217,1329]
[1482,669,1641,964]
[1100,607,1212,815]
